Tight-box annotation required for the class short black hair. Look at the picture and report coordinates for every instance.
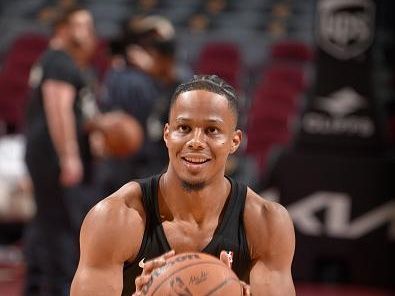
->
[170,74,239,125]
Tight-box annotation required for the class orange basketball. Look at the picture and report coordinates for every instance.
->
[141,252,243,296]
[90,111,144,157]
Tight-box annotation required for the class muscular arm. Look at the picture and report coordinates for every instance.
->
[245,189,295,296]
[71,183,145,296]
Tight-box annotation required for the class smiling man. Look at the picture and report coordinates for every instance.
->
[70,75,296,296]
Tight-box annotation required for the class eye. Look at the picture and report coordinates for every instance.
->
[177,124,190,133]
[206,127,219,135]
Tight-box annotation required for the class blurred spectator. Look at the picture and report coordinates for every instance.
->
[36,0,77,26]
[205,0,228,15]
[97,15,189,195]
[187,13,211,33]
[23,6,99,296]
[133,0,161,15]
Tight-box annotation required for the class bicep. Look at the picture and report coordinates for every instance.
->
[245,198,296,295]
[71,216,126,296]
[71,195,144,296]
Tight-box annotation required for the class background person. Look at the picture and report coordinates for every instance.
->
[96,15,189,195]
[23,6,98,296]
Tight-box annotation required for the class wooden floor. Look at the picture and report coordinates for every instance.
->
[0,244,393,296]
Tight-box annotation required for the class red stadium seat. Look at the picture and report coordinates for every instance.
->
[195,42,242,90]
[0,76,29,128]
[0,33,48,132]
[261,64,307,91]
[270,40,314,62]
[5,33,48,58]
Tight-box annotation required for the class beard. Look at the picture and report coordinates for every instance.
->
[181,180,206,192]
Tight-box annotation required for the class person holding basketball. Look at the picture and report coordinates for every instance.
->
[70,75,295,296]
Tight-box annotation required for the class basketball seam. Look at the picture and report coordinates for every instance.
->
[203,278,241,296]
[150,261,235,296]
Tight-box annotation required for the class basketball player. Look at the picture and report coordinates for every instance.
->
[70,75,296,295]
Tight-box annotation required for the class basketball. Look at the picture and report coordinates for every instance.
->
[88,111,144,157]
[141,252,243,296]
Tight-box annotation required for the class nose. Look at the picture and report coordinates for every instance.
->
[187,128,205,149]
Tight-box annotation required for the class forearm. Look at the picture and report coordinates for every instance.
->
[49,104,79,159]
[250,269,295,296]
[71,272,122,296]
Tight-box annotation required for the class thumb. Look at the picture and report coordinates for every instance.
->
[219,250,233,268]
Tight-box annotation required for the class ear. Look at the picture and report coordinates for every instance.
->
[230,129,242,154]
[163,123,170,147]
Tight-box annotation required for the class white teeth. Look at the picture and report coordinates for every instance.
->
[184,157,208,164]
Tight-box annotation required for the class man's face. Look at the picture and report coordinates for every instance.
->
[67,10,95,50]
[164,90,241,188]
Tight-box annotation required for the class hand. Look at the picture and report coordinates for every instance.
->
[59,154,83,187]
[132,250,175,296]
[88,130,107,158]
[126,45,155,74]
[220,251,251,296]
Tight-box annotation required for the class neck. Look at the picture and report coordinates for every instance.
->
[158,170,230,224]
[49,38,90,68]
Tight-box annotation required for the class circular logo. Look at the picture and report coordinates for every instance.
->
[316,0,375,60]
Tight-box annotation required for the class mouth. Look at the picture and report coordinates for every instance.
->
[180,154,212,172]
[181,156,211,165]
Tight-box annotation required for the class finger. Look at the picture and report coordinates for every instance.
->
[219,250,233,268]
[162,249,175,260]
[143,250,175,273]
[135,275,151,290]
[142,257,166,274]
[135,275,143,290]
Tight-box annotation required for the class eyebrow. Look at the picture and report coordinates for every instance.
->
[175,117,225,124]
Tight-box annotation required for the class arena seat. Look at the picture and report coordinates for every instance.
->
[4,32,48,54]
[195,41,242,90]
[0,33,48,132]
[269,40,314,62]
[261,63,308,91]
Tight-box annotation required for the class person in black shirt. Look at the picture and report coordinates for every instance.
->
[96,15,186,195]
[71,75,296,296]
[24,6,97,296]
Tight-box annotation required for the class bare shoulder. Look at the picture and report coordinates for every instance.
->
[244,188,295,262]
[244,188,292,226]
[80,181,146,264]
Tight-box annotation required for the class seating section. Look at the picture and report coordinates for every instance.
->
[0,0,319,177]
[0,33,49,132]
[246,41,313,176]
[0,0,315,148]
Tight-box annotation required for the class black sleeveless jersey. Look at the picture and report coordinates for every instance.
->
[122,175,251,295]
